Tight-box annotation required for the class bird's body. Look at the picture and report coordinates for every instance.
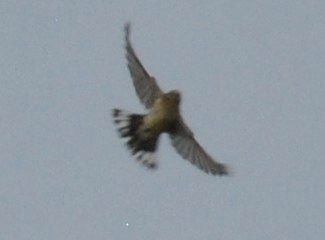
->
[112,23,229,175]
[145,91,181,134]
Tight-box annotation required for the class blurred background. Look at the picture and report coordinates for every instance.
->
[0,1,324,239]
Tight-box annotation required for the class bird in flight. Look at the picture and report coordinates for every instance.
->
[112,23,229,175]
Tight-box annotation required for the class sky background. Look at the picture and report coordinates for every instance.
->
[1,1,324,240]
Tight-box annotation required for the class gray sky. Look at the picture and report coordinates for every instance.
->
[1,1,324,240]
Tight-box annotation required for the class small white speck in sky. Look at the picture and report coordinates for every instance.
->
[125,222,129,227]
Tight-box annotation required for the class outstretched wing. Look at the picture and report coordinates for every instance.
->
[170,119,229,175]
[124,23,163,109]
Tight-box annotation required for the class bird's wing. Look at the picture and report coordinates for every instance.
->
[124,23,163,109]
[169,119,229,175]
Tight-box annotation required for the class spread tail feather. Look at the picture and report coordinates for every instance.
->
[112,108,159,169]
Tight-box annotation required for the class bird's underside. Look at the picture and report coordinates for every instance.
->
[112,23,229,176]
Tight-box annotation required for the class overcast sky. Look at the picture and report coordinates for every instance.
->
[1,1,324,240]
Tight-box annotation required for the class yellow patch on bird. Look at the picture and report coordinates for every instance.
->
[143,95,180,135]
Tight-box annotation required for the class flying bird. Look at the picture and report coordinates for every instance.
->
[112,23,229,175]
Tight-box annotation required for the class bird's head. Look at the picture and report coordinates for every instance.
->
[166,90,181,104]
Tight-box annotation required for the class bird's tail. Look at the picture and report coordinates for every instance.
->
[112,108,159,169]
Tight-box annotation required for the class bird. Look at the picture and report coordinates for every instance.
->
[112,23,229,175]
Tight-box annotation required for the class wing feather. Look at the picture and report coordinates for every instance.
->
[170,120,229,175]
[124,23,162,109]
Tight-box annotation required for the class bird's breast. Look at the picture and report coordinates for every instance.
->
[144,97,180,134]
